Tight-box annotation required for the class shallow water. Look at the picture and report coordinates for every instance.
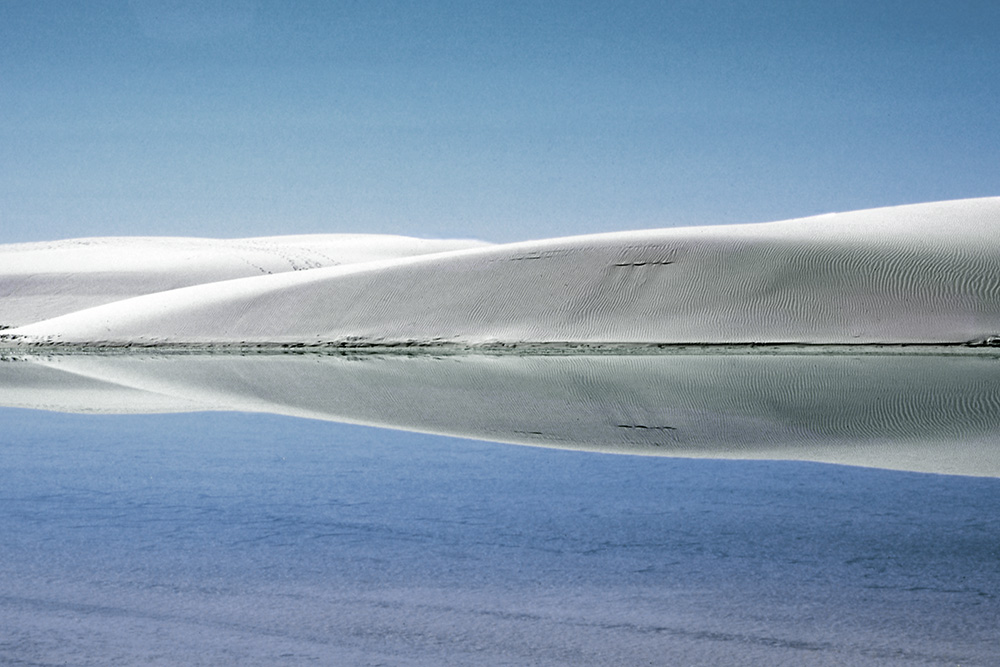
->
[2,403,999,665]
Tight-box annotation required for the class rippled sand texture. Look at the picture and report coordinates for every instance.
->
[4,351,998,476]
[6,198,1000,345]
[0,234,489,329]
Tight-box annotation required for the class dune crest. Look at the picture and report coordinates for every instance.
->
[4,198,1000,346]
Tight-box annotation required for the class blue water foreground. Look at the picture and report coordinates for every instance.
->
[1,407,998,665]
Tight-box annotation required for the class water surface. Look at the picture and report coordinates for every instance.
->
[1,352,999,665]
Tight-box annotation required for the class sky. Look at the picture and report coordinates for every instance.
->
[2,0,999,244]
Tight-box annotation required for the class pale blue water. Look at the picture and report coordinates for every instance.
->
[1,407,998,665]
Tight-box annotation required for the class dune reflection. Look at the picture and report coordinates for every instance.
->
[2,348,998,477]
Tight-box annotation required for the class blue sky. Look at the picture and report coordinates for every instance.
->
[2,0,999,243]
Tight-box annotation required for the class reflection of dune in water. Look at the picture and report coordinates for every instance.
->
[3,350,998,477]
[0,355,214,414]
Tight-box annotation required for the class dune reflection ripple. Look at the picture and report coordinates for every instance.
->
[2,348,998,477]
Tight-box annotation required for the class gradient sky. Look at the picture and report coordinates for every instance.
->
[2,0,999,243]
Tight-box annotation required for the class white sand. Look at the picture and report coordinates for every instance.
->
[0,234,488,328]
[5,198,1000,345]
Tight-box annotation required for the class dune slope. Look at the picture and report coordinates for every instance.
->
[0,234,488,329]
[6,198,1000,345]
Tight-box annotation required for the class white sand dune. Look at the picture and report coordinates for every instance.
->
[5,350,999,477]
[4,198,1000,346]
[0,234,489,329]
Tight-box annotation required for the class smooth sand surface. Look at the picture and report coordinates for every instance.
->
[0,234,488,328]
[6,198,1000,345]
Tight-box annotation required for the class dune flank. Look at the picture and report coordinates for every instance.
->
[0,234,488,329]
[4,198,1000,346]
